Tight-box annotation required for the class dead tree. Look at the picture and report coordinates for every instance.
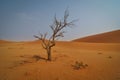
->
[34,10,75,61]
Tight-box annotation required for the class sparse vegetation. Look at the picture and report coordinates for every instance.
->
[72,61,88,70]
[34,9,75,61]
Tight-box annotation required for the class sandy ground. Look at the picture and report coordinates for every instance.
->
[0,41,120,80]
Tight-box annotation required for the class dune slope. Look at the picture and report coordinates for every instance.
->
[73,30,120,43]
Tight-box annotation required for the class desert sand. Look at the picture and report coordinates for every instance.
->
[0,30,120,80]
[73,30,120,43]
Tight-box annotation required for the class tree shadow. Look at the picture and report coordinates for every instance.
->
[8,54,48,69]
[32,55,47,61]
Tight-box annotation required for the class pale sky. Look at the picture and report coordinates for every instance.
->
[0,0,120,41]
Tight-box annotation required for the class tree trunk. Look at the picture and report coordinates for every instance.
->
[47,47,51,61]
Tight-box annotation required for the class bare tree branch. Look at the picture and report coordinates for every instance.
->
[34,9,76,61]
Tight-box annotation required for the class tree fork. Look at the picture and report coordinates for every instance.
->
[34,9,75,61]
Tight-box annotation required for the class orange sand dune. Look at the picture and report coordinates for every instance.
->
[0,40,12,44]
[23,40,41,44]
[0,40,120,80]
[73,30,120,43]
[0,30,120,80]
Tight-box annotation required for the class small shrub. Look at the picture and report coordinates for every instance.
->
[72,61,88,70]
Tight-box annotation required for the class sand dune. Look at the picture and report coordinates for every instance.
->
[0,30,120,80]
[0,40,12,44]
[0,39,120,80]
[73,30,120,43]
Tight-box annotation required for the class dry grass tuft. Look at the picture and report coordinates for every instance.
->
[71,61,88,70]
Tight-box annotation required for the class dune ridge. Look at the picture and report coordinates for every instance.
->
[73,30,120,43]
